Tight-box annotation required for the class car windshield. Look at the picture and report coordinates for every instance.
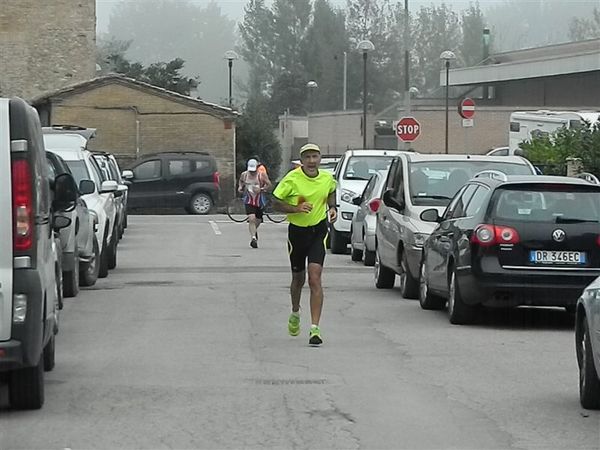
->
[43,133,87,150]
[493,186,600,223]
[343,156,394,180]
[64,160,91,186]
[409,161,533,206]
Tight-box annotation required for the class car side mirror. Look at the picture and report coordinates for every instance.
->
[53,173,78,210]
[79,179,96,195]
[382,189,404,212]
[52,215,72,231]
[420,208,441,223]
[100,180,118,193]
[352,196,362,206]
[122,170,134,180]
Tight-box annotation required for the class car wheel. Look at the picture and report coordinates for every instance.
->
[374,249,395,289]
[350,235,363,261]
[419,260,446,310]
[577,319,600,409]
[9,356,44,410]
[363,249,376,266]
[447,268,477,325]
[189,193,213,215]
[330,227,348,254]
[43,334,55,372]
[98,230,109,279]
[108,227,118,270]
[399,251,419,299]
[63,244,80,298]
[80,236,100,287]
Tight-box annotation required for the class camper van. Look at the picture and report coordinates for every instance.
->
[508,110,600,153]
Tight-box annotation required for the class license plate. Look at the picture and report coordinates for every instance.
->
[529,250,586,264]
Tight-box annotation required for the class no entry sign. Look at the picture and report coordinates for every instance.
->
[459,98,475,119]
[396,117,421,142]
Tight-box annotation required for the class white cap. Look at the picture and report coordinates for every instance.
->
[247,158,258,171]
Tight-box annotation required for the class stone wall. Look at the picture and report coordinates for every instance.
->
[0,0,96,99]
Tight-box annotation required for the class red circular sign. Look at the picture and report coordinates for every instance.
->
[396,117,421,142]
[459,98,475,119]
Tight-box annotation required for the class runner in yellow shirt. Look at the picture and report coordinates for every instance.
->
[272,143,337,346]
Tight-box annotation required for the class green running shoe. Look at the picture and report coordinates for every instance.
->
[309,325,323,346]
[288,313,300,336]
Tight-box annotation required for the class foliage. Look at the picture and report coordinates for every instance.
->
[235,95,282,179]
[521,121,600,176]
[461,4,485,67]
[107,0,237,101]
[570,7,600,41]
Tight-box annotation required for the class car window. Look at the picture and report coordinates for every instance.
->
[343,156,395,181]
[445,184,477,219]
[385,158,399,191]
[89,156,107,183]
[134,160,162,180]
[464,186,490,217]
[361,175,377,201]
[168,159,193,176]
[409,160,533,207]
[490,148,509,156]
[46,158,56,182]
[65,160,93,186]
[492,186,600,223]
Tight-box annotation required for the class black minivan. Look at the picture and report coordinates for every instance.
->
[123,151,220,214]
[0,98,77,409]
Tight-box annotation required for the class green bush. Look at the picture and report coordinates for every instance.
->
[521,120,600,176]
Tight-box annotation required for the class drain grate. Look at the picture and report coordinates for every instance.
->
[251,379,327,385]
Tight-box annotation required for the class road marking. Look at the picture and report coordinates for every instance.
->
[209,220,222,235]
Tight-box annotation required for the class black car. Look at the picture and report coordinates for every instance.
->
[419,172,600,324]
[123,151,220,214]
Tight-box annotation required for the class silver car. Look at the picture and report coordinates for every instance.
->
[350,170,388,266]
[576,277,600,409]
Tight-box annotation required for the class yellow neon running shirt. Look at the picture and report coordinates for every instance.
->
[273,167,336,227]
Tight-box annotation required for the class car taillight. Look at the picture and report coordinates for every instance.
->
[596,235,600,247]
[368,198,381,213]
[12,158,33,251]
[471,224,519,246]
[213,171,220,188]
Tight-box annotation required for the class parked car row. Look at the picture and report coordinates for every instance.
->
[0,103,130,410]
[339,149,600,410]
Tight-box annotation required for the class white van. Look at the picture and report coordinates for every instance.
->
[509,110,600,153]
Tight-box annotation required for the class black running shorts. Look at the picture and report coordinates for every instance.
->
[244,203,264,220]
[287,219,328,272]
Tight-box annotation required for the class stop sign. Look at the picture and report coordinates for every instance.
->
[459,98,475,119]
[396,117,421,142]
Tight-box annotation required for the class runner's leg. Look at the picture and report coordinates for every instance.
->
[248,213,257,238]
[307,263,323,325]
[291,270,305,313]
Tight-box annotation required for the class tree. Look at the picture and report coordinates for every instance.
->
[107,0,237,102]
[97,37,198,95]
[236,95,282,179]
[570,7,600,41]
[411,4,461,94]
[461,4,485,67]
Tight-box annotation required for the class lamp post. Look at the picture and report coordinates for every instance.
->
[224,50,239,108]
[357,39,375,149]
[440,50,456,154]
[306,80,318,113]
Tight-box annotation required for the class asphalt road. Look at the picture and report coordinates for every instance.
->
[1,215,599,450]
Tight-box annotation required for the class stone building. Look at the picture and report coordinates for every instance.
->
[0,0,96,99]
[32,75,238,200]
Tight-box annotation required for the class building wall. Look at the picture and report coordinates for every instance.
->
[495,72,600,107]
[307,110,375,155]
[277,115,308,166]
[0,0,96,99]
[46,82,236,199]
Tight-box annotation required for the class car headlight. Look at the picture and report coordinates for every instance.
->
[582,288,600,301]
[341,189,358,204]
[413,233,428,247]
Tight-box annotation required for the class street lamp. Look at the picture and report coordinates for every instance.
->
[224,50,239,108]
[306,80,318,113]
[440,50,456,154]
[357,39,375,149]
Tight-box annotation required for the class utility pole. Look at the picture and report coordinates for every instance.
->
[402,0,411,151]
